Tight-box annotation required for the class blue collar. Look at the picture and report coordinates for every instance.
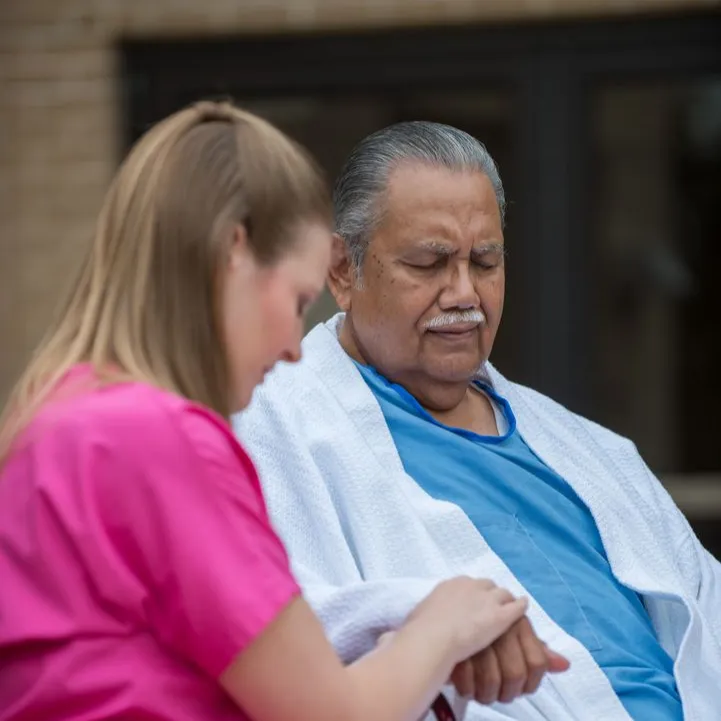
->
[353,361,517,444]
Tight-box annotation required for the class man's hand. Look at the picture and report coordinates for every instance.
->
[449,617,570,705]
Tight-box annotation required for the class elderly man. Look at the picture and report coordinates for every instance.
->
[234,122,721,720]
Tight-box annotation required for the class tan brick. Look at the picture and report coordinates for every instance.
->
[15,78,111,108]
[7,49,110,82]
[0,21,108,54]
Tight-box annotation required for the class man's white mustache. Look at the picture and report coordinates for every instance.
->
[424,310,486,330]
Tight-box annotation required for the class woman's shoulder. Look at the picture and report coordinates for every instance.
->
[22,371,251,479]
[3,373,264,527]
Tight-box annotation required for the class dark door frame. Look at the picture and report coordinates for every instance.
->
[120,10,721,414]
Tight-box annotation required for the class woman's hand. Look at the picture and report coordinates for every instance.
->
[405,577,529,664]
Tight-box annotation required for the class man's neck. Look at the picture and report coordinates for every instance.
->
[338,316,499,436]
[429,389,500,437]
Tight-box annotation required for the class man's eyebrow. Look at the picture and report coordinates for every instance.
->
[407,240,506,258]
[411,240,456,256]
[472,242,506,255]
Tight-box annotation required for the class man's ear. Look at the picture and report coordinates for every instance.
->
[327,234,357,311]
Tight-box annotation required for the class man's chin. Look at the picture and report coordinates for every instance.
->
[425,358,485,385]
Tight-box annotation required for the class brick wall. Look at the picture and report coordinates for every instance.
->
[0,0,718,403]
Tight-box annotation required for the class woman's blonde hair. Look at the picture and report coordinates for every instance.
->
[0,100,330,465]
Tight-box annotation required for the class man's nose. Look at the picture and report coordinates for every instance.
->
[439,262,480,310]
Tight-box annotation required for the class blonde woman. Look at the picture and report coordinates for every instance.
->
[0,102,536,721]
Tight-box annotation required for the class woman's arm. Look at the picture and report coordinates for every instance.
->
[221,580,528,721]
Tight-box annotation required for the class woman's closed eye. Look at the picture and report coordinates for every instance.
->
[297,296,312,317]
[297,288,323,317]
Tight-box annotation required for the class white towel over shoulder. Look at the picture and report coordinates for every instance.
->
[235,314,721,721]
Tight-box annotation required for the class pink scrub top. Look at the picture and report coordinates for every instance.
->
[0,367,300,720]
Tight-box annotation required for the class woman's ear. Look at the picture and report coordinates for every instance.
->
[228,223,252,271]
[327,234,356,312]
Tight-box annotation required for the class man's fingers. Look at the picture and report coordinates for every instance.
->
[516,618,548,695]
[494,623,529,703]
[450,659,475,698]
[473,646,502,705]
[544,647,571,673]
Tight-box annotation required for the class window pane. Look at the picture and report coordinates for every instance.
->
[591,78,721,475]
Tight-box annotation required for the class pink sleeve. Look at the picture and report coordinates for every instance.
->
[98,402,301,678]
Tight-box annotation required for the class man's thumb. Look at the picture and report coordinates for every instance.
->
[544,647,571,673]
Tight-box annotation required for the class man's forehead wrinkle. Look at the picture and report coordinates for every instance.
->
[393,205,500,234]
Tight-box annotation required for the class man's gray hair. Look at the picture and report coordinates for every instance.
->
[333,121,506,273]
